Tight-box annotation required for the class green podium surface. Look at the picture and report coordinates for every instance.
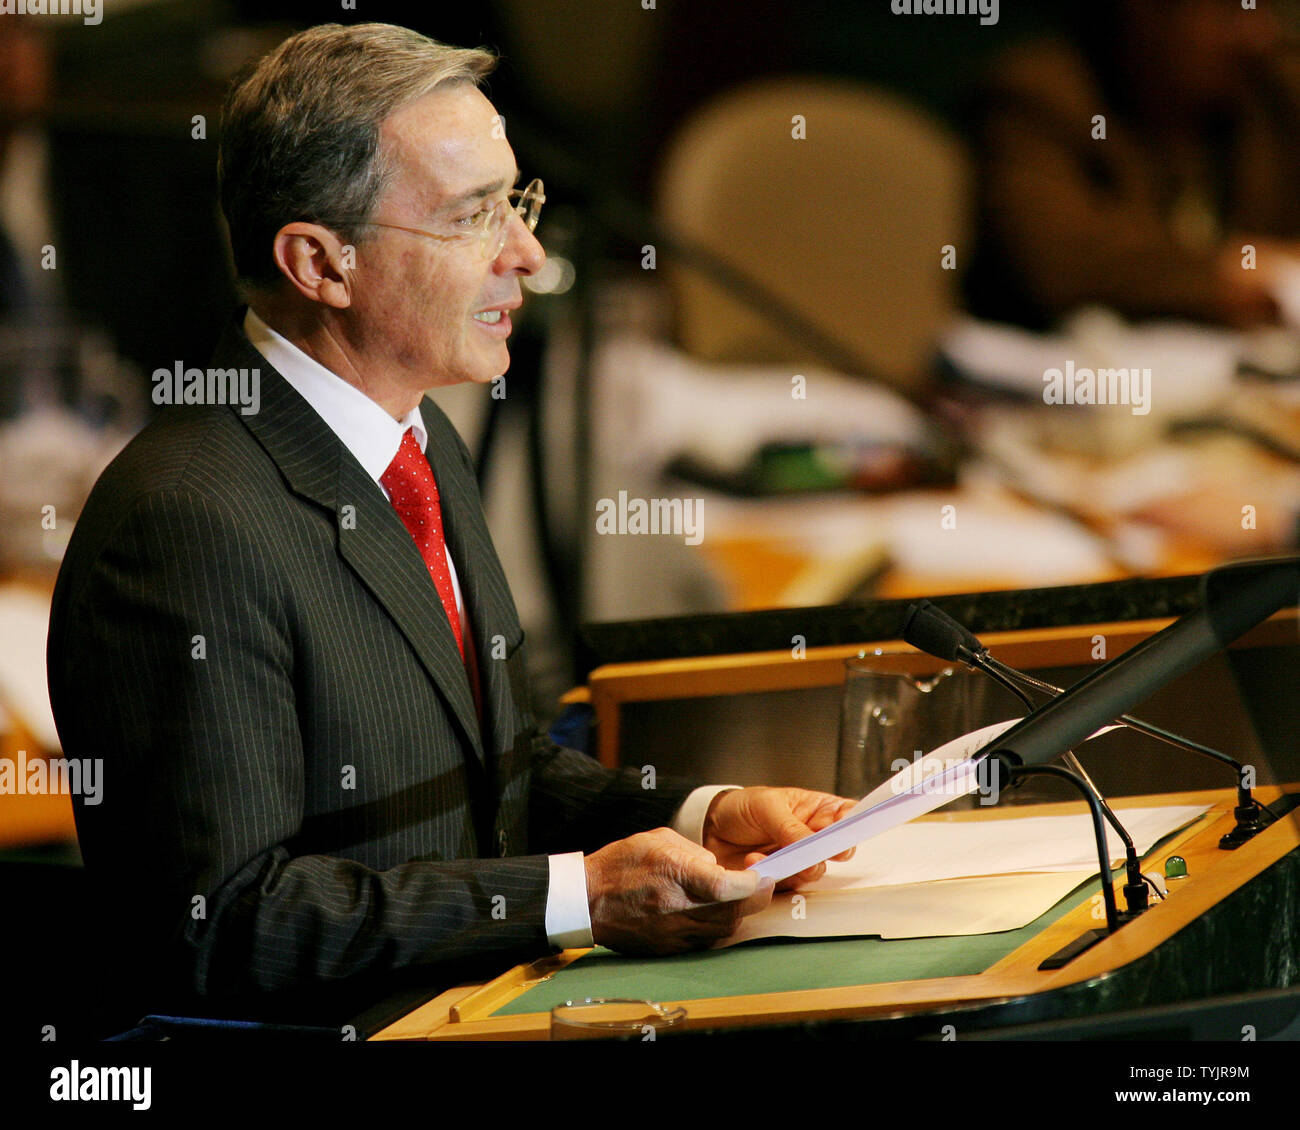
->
[495,880,1106,1017]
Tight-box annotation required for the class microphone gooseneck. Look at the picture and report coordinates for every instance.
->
[902,601,1154,913]
[900,597,1274,853]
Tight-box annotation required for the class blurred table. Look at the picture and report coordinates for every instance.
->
[0,574,75,850]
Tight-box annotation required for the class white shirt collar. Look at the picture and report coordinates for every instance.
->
[243,307,428,483]
[242,307,464,616]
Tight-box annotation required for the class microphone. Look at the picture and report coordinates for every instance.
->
[898,560,1297,958]
[904,560,1292,850]
[901,601,983,665]
[902,601,1248,781]
[902,601,1152,913]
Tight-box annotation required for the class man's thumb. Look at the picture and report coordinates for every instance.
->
[707,865,762,903]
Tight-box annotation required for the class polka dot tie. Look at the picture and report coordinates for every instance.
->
[381,429,464,658]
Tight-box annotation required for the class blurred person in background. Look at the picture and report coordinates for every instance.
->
[966,0,1300,330]
[0,15,58,374]
[0,17,142,575]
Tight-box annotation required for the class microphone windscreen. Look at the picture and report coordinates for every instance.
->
[901,601,984,662]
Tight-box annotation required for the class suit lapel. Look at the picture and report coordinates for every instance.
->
[215,319,486,765]
[334,458,485,765]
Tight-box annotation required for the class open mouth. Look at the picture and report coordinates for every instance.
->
[472,307,513,337]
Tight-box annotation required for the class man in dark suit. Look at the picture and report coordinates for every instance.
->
[46,23,852,1030]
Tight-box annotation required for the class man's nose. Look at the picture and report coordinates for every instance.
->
[496,212,546,275]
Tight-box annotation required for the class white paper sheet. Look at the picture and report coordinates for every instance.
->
[844,717,1025,819]
[804,804,1211,890]
[723,803,1211,944]
[718,871,1097,945]
[750,718,1123,882]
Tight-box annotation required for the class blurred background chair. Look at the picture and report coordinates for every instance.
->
[656,78,970,396]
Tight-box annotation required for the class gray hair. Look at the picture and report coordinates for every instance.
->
[218,23,496,290]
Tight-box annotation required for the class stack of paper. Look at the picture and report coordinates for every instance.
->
[721,803,1209,946]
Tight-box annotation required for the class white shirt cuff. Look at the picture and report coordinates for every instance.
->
[672,785,742,846]
[545,851,593,949]
[546,787,742,950]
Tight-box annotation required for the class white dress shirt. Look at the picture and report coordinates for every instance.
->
[243,308,736,950]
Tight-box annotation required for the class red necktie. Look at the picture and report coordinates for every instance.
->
[381,429,464,658]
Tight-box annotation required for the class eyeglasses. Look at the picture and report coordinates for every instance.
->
[332,178,544,261]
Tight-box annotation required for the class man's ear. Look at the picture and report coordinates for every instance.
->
[271,222,354,309]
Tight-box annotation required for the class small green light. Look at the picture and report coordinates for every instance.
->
[1164,855,1188,879]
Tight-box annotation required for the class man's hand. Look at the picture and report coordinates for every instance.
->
[584,828,774,955]
[703,787,857,890]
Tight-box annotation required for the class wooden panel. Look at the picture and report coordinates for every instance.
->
[588,609,1296,767]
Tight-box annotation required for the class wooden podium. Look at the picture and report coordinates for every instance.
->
[371,609,1300,1041]
[370,784,1297,1040]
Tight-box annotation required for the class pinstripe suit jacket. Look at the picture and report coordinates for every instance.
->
[47,316,694,1009]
